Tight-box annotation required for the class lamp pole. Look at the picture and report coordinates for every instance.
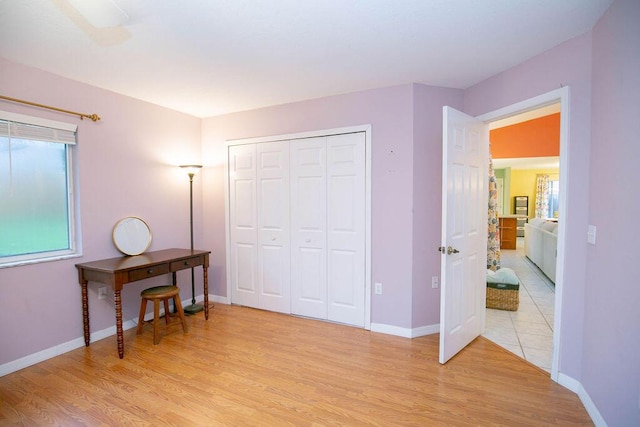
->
[180,165,203,314]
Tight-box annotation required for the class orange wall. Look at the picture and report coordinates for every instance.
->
[490,113,560,158]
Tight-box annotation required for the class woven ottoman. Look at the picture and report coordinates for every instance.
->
[486,267,520,311]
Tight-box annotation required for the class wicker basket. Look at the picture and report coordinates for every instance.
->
[486,282,519,311]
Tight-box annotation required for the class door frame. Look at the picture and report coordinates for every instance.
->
[476,86,569,382]
[224,124,373,330]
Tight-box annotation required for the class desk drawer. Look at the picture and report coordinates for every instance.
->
[128,264,170,281]
[171,255,204,271]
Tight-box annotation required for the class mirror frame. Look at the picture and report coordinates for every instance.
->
[112,216,152,256]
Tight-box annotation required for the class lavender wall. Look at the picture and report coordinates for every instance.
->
[412,85,464,327]
[0,58,202,365]
[201,84,461,329]
[463,33,593,381]
[586,0,640,424]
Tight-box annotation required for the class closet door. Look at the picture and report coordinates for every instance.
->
[290,137,328,319]
[256,141,290,313]
[326,133,366,326]
[229,144,259,308]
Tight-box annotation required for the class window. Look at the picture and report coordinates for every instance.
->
[547,179,560,219]
[0,111,78,267]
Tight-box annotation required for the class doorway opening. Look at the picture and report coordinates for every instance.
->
[485,103,561,373]
[477,86,569,382]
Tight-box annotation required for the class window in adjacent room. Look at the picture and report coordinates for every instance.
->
[547,179,560,219]
[0,111,79,267]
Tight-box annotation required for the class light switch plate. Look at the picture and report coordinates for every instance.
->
[587,225,596,245]
[374,282,382,295]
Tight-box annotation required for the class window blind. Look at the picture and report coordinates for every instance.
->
[0,110,77,144]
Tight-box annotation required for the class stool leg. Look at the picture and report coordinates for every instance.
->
[137,299,147,335]
[173,295,188,334]
[163,298,171,325]
[153,299,160,345]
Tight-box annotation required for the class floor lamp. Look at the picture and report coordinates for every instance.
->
[180,164,203,314]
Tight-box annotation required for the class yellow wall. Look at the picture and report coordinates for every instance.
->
[509,168,560,217]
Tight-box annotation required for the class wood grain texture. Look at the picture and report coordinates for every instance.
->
[0,304,592,426]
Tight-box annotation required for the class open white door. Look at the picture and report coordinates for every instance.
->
[439,106,488,364]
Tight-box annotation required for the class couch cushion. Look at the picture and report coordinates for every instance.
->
[529,218,546,227]
[486,267,519,285]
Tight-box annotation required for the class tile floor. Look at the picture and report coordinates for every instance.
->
[483,238,556,372]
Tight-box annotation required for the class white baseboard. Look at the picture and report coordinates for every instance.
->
[209,294,229,304]
[558,373,607,426]
[370,322,439,338]
[0,294,223,377]
[0,319,138,377]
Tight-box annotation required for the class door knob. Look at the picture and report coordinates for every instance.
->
[447,246,460,255]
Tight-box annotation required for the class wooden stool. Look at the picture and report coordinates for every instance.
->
[136,285,188,345]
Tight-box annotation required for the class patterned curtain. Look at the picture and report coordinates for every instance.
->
[535,174,550,218]
[487,147,501,271]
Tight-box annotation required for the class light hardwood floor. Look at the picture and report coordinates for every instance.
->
[1,304,592,426]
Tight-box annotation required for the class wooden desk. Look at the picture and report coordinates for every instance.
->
[76,248,210,358]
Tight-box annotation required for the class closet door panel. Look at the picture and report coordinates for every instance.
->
[290,137,327,319]
[257,141,290,313]
[229,144,259,308]
[326,133,366,326]
[228,131,366,328]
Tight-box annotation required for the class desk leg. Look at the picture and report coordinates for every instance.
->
[81,280,90,346]
[115,289,124,359]
[203,266,209,320]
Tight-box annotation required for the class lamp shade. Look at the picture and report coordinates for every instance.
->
[179,164,202,177]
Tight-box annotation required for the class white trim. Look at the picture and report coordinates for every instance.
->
[224,125,372,330]
[370,322,439,338]
[476,86,570,383]
[0,109,77,132]
[0,251,82,269]
[210,294,230,305]
[558,373,607,427]
[226,125,369,147]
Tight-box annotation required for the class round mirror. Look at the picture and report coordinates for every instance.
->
[112,217,152,256]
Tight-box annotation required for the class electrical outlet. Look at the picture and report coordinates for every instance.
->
[98,287,107,300]
[374,282,382,295]
[431,276,439,289]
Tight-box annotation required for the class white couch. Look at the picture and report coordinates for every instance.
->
[524,218,558,283]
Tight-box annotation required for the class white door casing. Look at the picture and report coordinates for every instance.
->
[439,106,488,364]
[476,87,569,381]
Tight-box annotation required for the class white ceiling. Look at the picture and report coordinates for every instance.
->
[0,0,612,118]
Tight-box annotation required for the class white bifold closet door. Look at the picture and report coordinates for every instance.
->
[290,133,365,326]
[229,141,291,313]
[229,132,365,327]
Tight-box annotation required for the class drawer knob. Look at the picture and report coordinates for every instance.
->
[184,261,189,266]
[147,269,153,274]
